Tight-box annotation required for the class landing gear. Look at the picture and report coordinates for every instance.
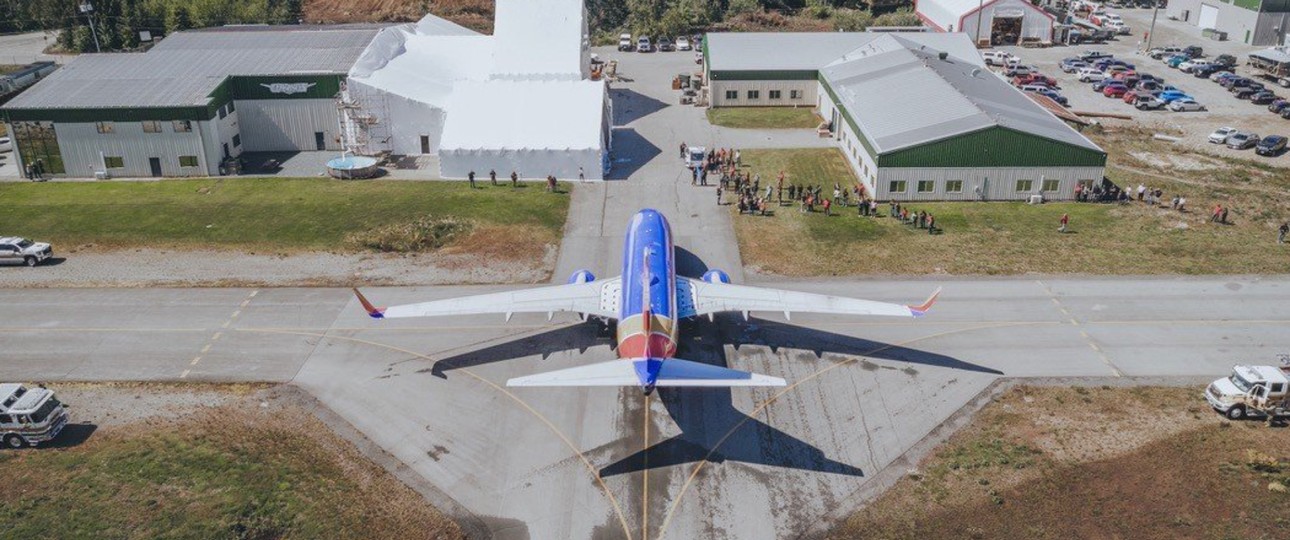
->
[643,384,656,396]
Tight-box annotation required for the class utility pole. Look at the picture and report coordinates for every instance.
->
[79,1,101,53]
[1143,4,1160,53]
[975,0,987,47]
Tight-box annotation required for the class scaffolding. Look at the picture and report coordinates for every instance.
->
[336,80,393,159]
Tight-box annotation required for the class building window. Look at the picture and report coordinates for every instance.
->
[769,90,782,100]
[218,105,228,120]
[747,90,759,100]
[1016,179,1034,192]
[179,156,199,167]
[12,121,65,174]
[173,120,192,133]
[725,90,738,100]
[141,121,162,133]
[95,121,115,134]
[945,180,964,193]
[1042,179,1060,192]
[790,90,802,99]
[227,101,236,114]
[889,180,907,193]
[103,156,124,169]
[232,134,241,148]
[917,180,935,193]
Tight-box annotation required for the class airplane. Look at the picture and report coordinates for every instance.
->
[353,209,939,394]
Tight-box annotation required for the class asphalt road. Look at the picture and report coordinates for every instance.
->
[2,276,1287,539]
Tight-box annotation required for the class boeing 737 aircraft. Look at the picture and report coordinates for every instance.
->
[354,209,938,394]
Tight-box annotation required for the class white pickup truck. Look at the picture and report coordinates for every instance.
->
[1204,359,1290,420]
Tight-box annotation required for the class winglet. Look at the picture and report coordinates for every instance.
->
[352,288,385,319]
[908,287,942,317]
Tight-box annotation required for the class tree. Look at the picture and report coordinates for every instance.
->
[166,4,192,34]
[726,0,760,17]
[872,8,920,27]
[832,8,873,31]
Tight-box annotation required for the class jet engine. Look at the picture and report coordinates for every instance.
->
[702,269,731,284]
[568,269,597,284]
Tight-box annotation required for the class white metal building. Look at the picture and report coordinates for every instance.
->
[343,0,611,180]
[916,0,1056,45]
[1167,0,1290,46]
[1,25,381,178]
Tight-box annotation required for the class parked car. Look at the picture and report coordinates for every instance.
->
[1103,83,1129,97]
[1137,80,1167,92]
[618,33,633,51]
[676,36,692,51]
[1166,55,1190,68]
[0,237,53,267]
[1028,87,1069,105]
[1135,95,1167,110]
[1158,90,1192,102]
[1269,99,1289,113]
[1078,67,1107,82]
[1059,58,1089,72]
[657,37,674,51]
[1192,64,1224,78]
[1234,87,1259,99]
[1182,45,1204,58]
[1148,46,1183,60]
[1167,98,1206,111]
[1233,81,1266,94]
[1014,74,1058,88]
[983,50,1017,66]
[1092,78,1119,92]
[1226,132,1260,149]
[1255,135,1287,156]
[1250,91,1279,104]
[1282,107,1290,119]
[1209,127,1239,143]
[0,137,10,153]
[1178,59,1207,73]
[1211,71,1236,82]
[636,36,652,52]
[1004,64,1035,77]
[1213,54,1237,67]
[1080,50,1113,62]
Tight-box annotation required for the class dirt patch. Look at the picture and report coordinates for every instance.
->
[0,383,464,539]
[832,385,1290,540]
[304,0,494,32]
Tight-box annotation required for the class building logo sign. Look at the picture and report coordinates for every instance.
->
[260,82,316,95]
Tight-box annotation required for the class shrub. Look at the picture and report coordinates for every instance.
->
[346,216,473,253]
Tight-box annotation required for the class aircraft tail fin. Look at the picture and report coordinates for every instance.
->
[506,358,785,388]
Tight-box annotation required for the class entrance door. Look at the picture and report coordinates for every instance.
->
[314,132,326,151]
[420,135,431,154]
[148,157,162,177]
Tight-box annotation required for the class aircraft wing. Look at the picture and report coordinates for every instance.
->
[677,277,939,319]
[354,277,621,320]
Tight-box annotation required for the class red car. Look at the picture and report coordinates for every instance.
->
[1013,74,1059,88]
[1103,84,1128,98]
[1122,90,1140,103]
[1111,70,1138,80]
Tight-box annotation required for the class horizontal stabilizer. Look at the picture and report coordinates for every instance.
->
[506,358,785,387]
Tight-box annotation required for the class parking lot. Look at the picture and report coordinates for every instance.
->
[993,8,1290,160]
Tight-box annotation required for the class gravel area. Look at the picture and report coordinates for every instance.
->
[40,382,265,427]
[0,246,557,288]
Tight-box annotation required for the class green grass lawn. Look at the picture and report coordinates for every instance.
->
[706,107,823,129]
[0,402,463,540]
[733,148,1290,275]
[0,178,569,253]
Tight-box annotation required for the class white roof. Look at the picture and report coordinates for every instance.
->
[703,32,978,73]
[439,80,605,150]
[1237,365,1290,383]
[821,34,1101,154]
[492,0,587,80]
[917,0,1049,32]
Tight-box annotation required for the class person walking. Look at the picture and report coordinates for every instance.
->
[490,169,498,186]
[680,142,688,159]
[578,166,586,183]
[1059,213,1069,233]
[1137,184,1146,201]
[1221,206,1229,224]
[691,166,699,186]
[716,185,723,206]
[468,170,476,189]
[822,197,831,216]
[1279,222,1289,244]
[511,171,519,188]
[927,213,936,235]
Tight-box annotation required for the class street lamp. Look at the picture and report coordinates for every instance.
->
[79,1,101,53]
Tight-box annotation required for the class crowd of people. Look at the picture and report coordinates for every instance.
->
[465,166,585,192]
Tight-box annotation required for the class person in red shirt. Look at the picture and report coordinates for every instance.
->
[1059,213,1069,233]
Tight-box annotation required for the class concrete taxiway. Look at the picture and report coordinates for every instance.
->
[1,276,1287,539]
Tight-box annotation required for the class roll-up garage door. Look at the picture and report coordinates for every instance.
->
[1199,4,1218,30]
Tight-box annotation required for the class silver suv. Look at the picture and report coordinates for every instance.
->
[0,237,53,266]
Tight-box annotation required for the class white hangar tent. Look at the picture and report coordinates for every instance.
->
[344,0,609,180]
[916,0,1056,46]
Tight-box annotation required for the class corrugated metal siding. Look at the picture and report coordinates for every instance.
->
[878,127,1107,168]
[236,99,339,152]
[3,106,211,123]
[708,70,819,81]
[709,80,818,107]
[818,75,878,160]
[818,89,879,197]
[53,121,210,178]
[875,166,1105,201]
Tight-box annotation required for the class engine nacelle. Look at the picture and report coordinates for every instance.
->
[568,269,596,284]
[702,270,731,284]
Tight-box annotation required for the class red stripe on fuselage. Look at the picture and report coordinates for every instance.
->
[618,333,677,359]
